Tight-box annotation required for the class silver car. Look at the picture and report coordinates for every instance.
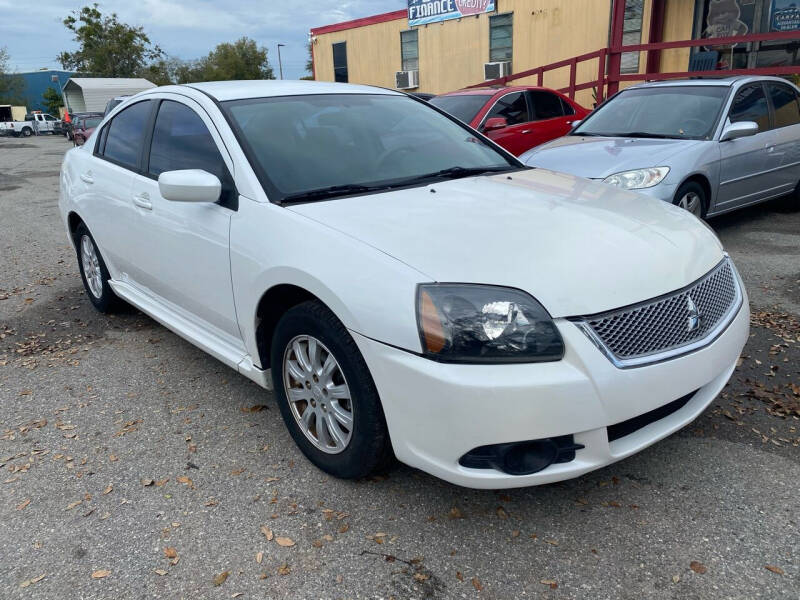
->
[520,76,800,218]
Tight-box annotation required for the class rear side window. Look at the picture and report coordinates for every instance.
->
[147,100,228,181]
[729,85,770,132]
[560,97,575,116]
[100,100,153,170]
[767,83,800,128]
[485,92,529,126]
[529,91,564,120]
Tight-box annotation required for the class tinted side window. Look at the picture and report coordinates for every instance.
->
[101,101,153,170]
[768,84,800,128]
[530,91,564,120]
[485,92,529,126]
[729,85,770,132]
[560,97,575,116]
[148,101,228,182]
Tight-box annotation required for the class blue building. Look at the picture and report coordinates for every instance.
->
[16,70,75,113]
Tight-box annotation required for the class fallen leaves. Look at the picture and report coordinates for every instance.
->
[277,564,290,576]
[16,498,30,510]
[213,571,230,586]
[65,499,82,511]
[275,537,295,547]
[689,561,707,574]
[471,577,483,591]
[163,547,178,560]
[765,565,784,575]
[241,404,268,413]
[19,574,45,588]
[256,552,263,564]
[154,569,168,576]
[540,578,558,589]
[448,507,464,519]
[91,569,111,579]
[261,526,274,541]
[102,485,112,495]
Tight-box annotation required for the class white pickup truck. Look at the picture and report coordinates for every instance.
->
[0,112,63,137]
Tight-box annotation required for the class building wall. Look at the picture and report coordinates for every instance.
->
[17,70,74,113]
[312,1,698,107]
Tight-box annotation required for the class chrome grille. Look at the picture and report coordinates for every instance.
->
[578,258,740,367]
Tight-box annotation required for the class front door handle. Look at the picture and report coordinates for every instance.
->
[80,172,94,184]
[133,193,152,210]
[521,129,532,134]
[766,145,775,153]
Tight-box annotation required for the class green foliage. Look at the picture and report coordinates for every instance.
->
[42,86,64,115]
[58,4,163,77]
[195,37,274,82]
[0,46,26,104]
[306,41,314,76]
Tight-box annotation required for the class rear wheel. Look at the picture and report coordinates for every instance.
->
[673,180,706,219]
[21,127,32,137]
[270,301,392,479]
[73,223,124,313]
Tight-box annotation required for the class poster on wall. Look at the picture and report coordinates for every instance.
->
[770,0,800,31]
[702,0,755,50]
[407,0,496,27]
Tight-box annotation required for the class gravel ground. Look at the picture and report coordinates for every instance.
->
[1,135,798,600]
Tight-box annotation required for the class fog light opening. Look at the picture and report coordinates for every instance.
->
[459,435,584,476]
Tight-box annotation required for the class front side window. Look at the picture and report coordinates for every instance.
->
[401,30,419,72]
[574,86,729,139]
[100,100,153,170]
[489,13,513,63]
[148,100,228,182]
[529,91,564,120]
[485,92,529,126]
[767,83,800,128]
[729,84,770,132]
[332,42,348,83]
[224,94,517,202]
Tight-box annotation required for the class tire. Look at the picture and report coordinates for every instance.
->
[21,127,32,137]
[73,223,124,313]
[270,300,392,479]
[672,181,706,219]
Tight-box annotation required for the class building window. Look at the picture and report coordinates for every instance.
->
[489,13,513,63]
[620,0,644,74]
[332,42,348,83]
[401,30,419,71]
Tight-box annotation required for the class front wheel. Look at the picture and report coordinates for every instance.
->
[270,301,392,479]
[673,181,706,219]
[73,223,124,313]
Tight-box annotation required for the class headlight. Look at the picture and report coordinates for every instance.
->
[417,284,564,363]
[602,167,670,189]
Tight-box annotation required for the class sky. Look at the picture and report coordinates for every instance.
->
[0,0,402,79]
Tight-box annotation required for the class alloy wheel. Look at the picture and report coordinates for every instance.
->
[677,191,703,218]
[80,235,103,299]
[283,335,354,454]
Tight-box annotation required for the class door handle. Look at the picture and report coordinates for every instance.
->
[133,193,152,210]
[80,172,94,184]
[521,129,532,134]
[766,145,775,153]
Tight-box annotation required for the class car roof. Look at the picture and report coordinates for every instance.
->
[629,75,795,89]
[181,80,403,102]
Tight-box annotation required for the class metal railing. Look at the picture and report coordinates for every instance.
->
[470,30,800,105]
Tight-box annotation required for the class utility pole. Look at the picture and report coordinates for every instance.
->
[52,74,71,115]
[277,43,285,80]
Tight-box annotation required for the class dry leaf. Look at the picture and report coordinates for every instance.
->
[276,537,295,547]
[765,565,784,575]
[338,523,349,534]
[176,476,192,486]
[16,498,30,511]
[471,577,483,591]
[213,571,230,586]
[154,569,168,576]
[241,405,268,412]
[142,479,154,487]
[672,574,680,583]
[256,552,263,564]
[278,564,290,576]
[449,507,464,519]
[496,506,509,519]
[163,547,178,559]
[102,485,112,495]
[65,500,82,511]
[19,574,45,588]
[544,538,559,546]
[413,572,430,582]
[91,569,111,579]
[456,571,464,581]
[261,526,274,541]
[689,561,707,574]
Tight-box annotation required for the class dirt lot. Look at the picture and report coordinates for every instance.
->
[1,135,798,599]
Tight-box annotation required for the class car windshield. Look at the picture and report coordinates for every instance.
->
[428,94,492,124]
[224,94,518,202]
[574,86,729,140]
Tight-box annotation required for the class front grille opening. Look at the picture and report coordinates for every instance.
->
[607,390,697,443]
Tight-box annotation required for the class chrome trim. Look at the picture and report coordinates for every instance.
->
[573,255,743,369]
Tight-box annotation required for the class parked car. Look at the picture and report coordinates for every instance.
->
[520,76,800,219]
[409,92,435,101]
[64,112,103,140]
[429,85,589,155]
[72,115,103,146]
[103,96,130,116]
[0,112,62,137]
[60,81,748,489]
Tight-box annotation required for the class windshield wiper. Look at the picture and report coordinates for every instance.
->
[282,183,384,203]
[398,165,517,184]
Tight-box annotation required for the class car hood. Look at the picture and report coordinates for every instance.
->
[288,169,724,318]
[521,135,704,178]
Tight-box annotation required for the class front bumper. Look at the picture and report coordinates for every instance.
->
[353,297,749,489]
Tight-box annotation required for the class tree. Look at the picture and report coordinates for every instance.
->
[194,37,274,82]
[58,4,163,77]
[42,86,64,115]
[305,41,314,77]
[0,46,25,104]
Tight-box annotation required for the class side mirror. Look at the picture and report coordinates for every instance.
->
[569,119,582,130]
[720,121,758,142]
[158,169,221,203]
[482,116,508,133]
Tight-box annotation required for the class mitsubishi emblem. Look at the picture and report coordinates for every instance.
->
[686,296,701,332]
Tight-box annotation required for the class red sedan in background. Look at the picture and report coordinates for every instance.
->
[72,115,103,146]
[430,86,590,156]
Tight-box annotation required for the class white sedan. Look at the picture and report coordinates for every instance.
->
[59,81,749,489]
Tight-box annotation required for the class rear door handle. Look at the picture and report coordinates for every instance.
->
[80,172,94,184]
[133,193,152,210]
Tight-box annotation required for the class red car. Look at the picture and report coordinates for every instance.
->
[429,86,590,156]
[72,115,103,146]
